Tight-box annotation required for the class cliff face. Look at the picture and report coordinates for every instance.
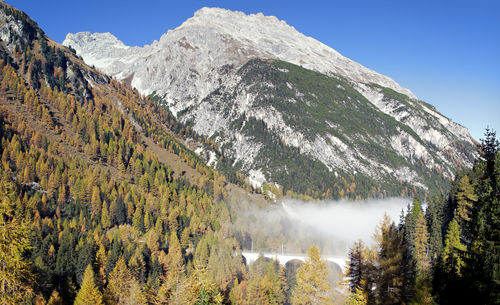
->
[63,7,477,196]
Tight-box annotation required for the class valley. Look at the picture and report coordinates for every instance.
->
[0,2,498,305]
[64,8,477,199]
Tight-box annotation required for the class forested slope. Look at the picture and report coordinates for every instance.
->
[0,3,286,304]
[345,129,499,304]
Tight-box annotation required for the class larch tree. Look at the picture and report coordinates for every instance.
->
[413,211,430,273]
[0,172,34,304]
[124,279,147,305]
[345,285,367,305]
[90,185,102,217]
[105,256,133,304]
[376,214,405,305]
[455,175,477,227]
[157,231,185,304]
[442,219,466,276]
[132,203,144,233]
[411,211,433,305]
[74,264,103,305]
[192,262,223,305]
[245,277,269,305]
[292,245,331,305]
[46,290,63,305]
[101,200,111,229]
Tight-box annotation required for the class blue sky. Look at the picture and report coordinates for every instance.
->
[7,0,499,140]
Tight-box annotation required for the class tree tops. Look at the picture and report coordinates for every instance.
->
[292,245,331,305]
[0,172,34,304]
[74,265,103,305]
[344,129,499,305]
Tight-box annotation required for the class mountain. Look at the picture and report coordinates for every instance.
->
[1,3,496,304]
[63,7,477,197]
[0,2,266,303]
[0,3,346,301]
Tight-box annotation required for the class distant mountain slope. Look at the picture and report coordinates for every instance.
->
[64,7,477,197]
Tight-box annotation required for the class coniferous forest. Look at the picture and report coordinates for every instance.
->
[0,2,498,305]
[345,129,500,304]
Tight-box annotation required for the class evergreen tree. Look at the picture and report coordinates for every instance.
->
[402,198,422,262]
[346,239,365,293]
[76,237,95,286]
[109,198,125,226]
[460,129,500,304]
[399,233,416,304]
[292,245,331,305]
[74,264,103,305]
[410,275,433,305]
[425,195,443,260]
[479,127,499,191]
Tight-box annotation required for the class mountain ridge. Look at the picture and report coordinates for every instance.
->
[0,2,270,303]
[64,7,416,99]
[63,7,477,197]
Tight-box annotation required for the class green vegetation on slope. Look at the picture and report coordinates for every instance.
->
[345,129,499,304]
[218,59,452,198]
[0,3,318,304]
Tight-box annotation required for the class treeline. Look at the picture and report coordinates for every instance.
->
[0,5,243,302]
[146,92,254,192]
[233,58,450,199]
[0,2,333,304]
[0,59,240,304]
[0,59,330,305]
[345,129,499,304]
[144,59,431,201]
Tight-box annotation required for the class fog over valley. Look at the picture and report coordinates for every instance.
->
[235,197,411,258]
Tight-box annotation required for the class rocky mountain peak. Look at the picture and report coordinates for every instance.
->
[65,31,127,50]
[64,7,415,99]
[182,7,295,34]
[62,7,476,195]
